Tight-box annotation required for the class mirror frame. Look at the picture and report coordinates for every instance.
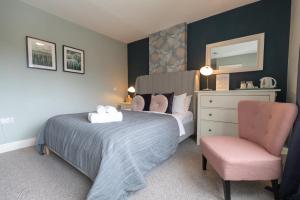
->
[206,33,265,74]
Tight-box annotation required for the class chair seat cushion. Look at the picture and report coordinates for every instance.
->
[200,136,282,181]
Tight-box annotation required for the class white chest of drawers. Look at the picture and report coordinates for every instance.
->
[196,89,280,145]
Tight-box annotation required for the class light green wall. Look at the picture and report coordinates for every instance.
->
[0,0,128,144]
[287,0,300,103]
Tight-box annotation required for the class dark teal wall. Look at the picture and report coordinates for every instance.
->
[128,38,149,87]
[127,0,291,101]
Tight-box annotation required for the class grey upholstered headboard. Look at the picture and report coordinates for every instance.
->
[135,70,200,114]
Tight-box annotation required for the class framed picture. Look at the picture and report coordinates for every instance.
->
[26,36,57,71]
[63,45,85,74]
[216,74,230,91]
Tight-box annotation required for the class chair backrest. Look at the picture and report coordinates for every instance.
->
[238,101,298,156]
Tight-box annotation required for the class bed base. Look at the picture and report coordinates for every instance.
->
[42,144,94,180]
[43,145,50,155]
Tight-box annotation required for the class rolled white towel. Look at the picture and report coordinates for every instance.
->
[88,112,123,123]
[104,105,118,114]
[96,105,106,114]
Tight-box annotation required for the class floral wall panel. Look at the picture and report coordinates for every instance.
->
[149,23,187,74]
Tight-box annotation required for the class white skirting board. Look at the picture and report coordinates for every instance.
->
[0,138,36,154]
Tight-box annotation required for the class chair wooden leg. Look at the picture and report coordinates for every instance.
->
[271,179,280,200]
[202,155,207,170]
[223,180,231,200]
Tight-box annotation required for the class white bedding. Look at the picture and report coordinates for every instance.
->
[172,111,193,124]
[171,111,194,137]
[136,110,193,137]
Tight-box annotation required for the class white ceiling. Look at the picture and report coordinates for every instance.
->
[21,0,259,43]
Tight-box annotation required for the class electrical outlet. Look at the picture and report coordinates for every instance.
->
[0,117,15,125]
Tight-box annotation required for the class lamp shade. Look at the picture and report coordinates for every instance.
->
[128,86,135,93]
[200,66,213,76]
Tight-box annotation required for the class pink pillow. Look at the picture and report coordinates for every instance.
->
[131,95,145,111]
[150,95,168,113]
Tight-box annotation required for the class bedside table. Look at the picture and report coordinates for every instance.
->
[120,102,132,110]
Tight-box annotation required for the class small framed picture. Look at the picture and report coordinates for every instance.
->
[26,36,57,71]
[216,74,230,91]
[63,45,85,74]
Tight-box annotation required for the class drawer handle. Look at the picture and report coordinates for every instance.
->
[209,113,212,116]
[209,100,213,103]
[208,129,212,132]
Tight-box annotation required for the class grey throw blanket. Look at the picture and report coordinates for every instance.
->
[36,110,179,199]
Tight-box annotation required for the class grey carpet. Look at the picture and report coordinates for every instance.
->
[0,139,273,200]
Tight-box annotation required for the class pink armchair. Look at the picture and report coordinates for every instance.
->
[200,101,298,200]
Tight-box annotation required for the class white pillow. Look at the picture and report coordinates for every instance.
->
[184,95,192,112]
[172,93,187,114]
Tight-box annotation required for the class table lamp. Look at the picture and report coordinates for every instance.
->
[200,65,213,90]
[126,86,135,102]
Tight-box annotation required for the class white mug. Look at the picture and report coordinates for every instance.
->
[246,81,254,89]
[240,81,247,89]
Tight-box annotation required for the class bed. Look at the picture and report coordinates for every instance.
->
[135,70,199,142]
[36,70,200,200]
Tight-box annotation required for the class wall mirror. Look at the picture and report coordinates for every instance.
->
[206,33,265,74]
